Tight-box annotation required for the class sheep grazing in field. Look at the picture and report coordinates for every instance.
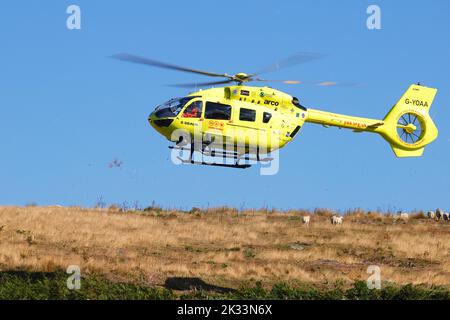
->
[427,211,436,219]
[443,212,450,221]
[394,211,409,222]
[331,215,343,225]
[436,208,444,220]
[330,216,335,224]
[302,215,310,227]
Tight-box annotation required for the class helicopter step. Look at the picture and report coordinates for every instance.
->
[169,144,273,169]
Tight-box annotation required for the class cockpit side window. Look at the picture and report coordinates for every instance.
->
[154,96,198,118]
[182,101,203,118]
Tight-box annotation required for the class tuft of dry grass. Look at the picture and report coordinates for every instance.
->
[0,206,450,289]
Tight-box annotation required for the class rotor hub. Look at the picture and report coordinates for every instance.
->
[234,72,249,79]
[403,123,417,134]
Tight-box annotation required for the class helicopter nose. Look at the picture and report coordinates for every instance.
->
[148,112,173,128]
[148,112,157,126]
[148,112,154,122]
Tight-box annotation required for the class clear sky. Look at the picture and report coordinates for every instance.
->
[0,1,449,211]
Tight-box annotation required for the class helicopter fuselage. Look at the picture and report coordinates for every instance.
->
[113,53,438,164]
[147,83,439,164]
[148,85,307,154]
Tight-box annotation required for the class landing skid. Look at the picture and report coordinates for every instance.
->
[169,144,273,169]
[176,157,251,169]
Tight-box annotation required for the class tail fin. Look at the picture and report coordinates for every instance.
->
[378,84,438,157]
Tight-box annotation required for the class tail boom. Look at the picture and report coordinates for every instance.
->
[305,109,383,132]
[304,84,438,158]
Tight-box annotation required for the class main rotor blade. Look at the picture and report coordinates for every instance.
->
[111,53,229,78]
[254,78,301,84]
[255,78,358,87]
[315,81,360,87]
[167,79,235,88]
[254,52,325,75]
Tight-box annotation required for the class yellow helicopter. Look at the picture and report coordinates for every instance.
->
[113,53,438,169]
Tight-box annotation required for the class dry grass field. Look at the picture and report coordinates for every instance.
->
[1,206,450,291]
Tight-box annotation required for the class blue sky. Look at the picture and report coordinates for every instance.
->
[0,1,449,211]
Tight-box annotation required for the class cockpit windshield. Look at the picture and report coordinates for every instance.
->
[154,96,198,118]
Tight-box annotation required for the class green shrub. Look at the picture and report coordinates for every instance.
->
[1,271,449,300]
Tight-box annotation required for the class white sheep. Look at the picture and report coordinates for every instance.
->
[443,212,450,221]
[331,215,343,225]
[427,211,436,219]
[302,215,310,227]
[394,211,409,222]
[436,208,444,220]
[330,215,336,224]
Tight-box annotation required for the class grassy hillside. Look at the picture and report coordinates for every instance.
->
[1,271,449,300]
[1,206,450,299]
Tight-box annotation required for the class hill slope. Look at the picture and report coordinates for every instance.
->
[1,206,449,294]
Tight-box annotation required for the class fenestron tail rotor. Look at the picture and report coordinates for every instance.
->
[377,84,438,157]
[396,112,424,145]
[111,52,351,87]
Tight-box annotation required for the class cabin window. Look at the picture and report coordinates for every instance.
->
[239,108,256,122]
[263,112,272,123]
[182,101,202,118]
[205,102,232,120]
